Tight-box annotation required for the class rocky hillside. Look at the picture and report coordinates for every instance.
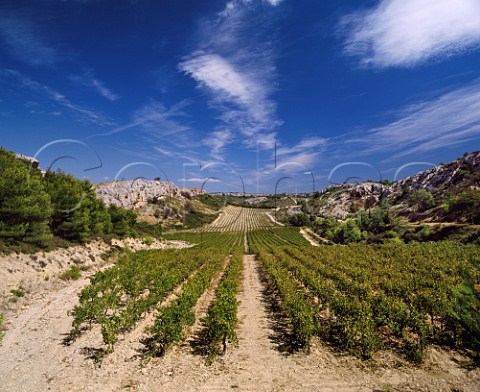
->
[94,180,203,210]
[93,180,222,229]
[312,182,390,220]
[391,151,480,196]
[309,151,480,220]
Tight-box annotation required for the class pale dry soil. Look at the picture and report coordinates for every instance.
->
[0,237,190,301]
[299,228,319,246]
[0,248,479,391]
[265,211,284,227]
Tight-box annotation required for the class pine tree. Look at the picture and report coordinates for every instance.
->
[0,149,52,245]
[43,170,92,242]
[108,204,136,236]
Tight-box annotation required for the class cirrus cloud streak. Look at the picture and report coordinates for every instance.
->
[341,0,480,68]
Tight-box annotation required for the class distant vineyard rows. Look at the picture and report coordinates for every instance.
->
[202,206,276,232]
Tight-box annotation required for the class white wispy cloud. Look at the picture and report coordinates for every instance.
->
[177,177,222,183]
[265,0,282,6]
[153,145,176,158]
[153,146,201,164]
[347,79,480,158]
[52,93,112,126]
[90,100,200,169]
[252,132,278,150]
[276,136,328,157]
[179,0,282,159]
[112,145,200,166]
[271,136,328,170]
[91,79,119,101]
[180,54,262,108]
[70,72,120,101]
[179,53,280,145]
[0,69,112,126]
[132,100,190,136]
[341,0,480,68]
[276,151,321,169]
[203,129,234,161]
[0,15,59,67]
[92,100,190,138]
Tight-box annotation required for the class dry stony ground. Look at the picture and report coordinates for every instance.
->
[0,241,479,391]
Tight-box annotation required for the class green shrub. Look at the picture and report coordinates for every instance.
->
[196,194,225,210]
[10,287,25,297]
[418,226,430,240]
[388,236,404,245]
[447,190,480,224]
[288,213,310,227]
[60,264,82,281]
[108,204,137,236]
[182,210,218,229]
[134,221,162,238]
[339,220,364,243]
[0,149,53,246]
[407,190,435,212]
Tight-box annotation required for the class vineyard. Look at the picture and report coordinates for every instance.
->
[202,205,276,231]
[255,240,480,362]
[3,203,470,392]
[2,204,480,391]
[68,231,244,359]
[64,208,311,363]
[64,205,480,368]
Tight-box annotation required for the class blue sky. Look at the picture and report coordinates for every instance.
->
[1,0,480,193]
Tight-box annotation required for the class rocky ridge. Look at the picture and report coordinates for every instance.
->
[391,151,480,195]
[314,182,390,220]
[93,152,479,220]
[312,151,480,219]
[94,180,203,210]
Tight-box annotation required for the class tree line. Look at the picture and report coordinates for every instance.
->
[0,148,137,250]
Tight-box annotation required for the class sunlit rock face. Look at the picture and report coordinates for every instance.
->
[94,180,203,210]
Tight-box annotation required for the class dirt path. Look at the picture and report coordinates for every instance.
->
[94,253,369,391]
[0,237,192,321]
[300,228,319,246]
[183,253,374,391]
[266,211,284,226]
[0,275,94,391]
[124,253,364,391]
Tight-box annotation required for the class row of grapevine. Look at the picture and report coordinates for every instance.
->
[248,227,310,253]
[268,247,382,359]
[203,206,275,232]
[69,249,202,351]
[144,250,231,356]
[201,247,244,363]
[294,243,480,356]
[257,247,318,348]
